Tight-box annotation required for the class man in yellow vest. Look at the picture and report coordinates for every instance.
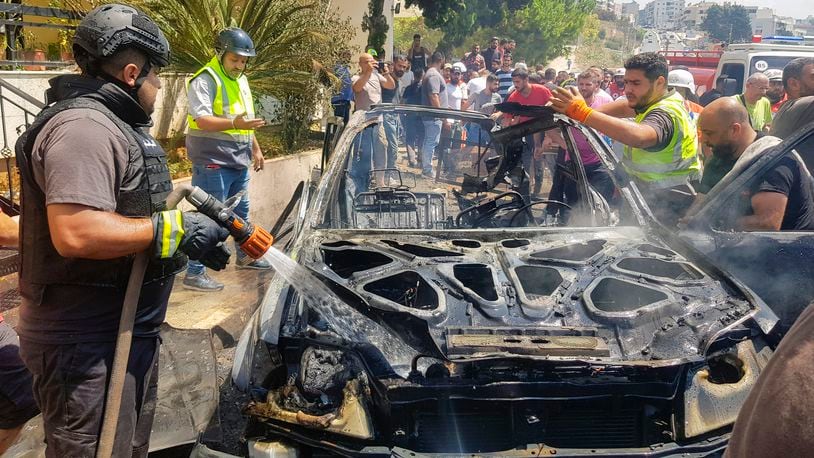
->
[185,27,270,291]
[550,52,700,225]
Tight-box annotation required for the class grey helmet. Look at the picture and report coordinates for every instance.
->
[216,28,256,57]
[73,4,170,68]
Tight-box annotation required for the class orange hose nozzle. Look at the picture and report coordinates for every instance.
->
[239,225,274,259]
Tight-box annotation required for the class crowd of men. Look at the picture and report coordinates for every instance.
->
[338,32,814,232]
[338,34,624,196]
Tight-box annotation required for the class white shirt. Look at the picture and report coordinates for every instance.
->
[398,71,413,100]
[467,76,487,96]
[446,82,468,110]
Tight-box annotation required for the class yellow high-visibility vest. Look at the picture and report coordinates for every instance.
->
[187,56,255,144]
[623,91,700,188]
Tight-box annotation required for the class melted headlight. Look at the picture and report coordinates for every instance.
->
[245,347,375,440]
[682,339,772,438]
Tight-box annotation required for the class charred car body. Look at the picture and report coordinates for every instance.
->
[226,105,789,457]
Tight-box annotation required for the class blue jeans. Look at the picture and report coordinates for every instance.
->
[187,164,251,276]
[421,119,443,175]
[383,113,399,169]
[350,128,372,192]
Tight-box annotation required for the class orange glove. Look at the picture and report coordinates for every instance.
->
[565,98,594,123]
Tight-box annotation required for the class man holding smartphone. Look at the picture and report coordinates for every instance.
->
[185,27,271,291]
[350,52,395,191]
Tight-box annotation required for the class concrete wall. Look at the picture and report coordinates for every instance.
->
[173,149,322,228]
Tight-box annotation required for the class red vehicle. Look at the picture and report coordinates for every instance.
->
[659,50,723,96]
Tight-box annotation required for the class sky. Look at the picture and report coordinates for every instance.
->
[705,0,814,20]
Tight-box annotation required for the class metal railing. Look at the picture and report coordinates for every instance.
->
[0,76,44,211]
[0,2,80,69]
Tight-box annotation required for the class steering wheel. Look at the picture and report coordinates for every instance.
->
[507,199,572,226]
[454,191,527,228]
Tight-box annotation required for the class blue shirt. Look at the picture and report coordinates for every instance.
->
[332,64,353,103]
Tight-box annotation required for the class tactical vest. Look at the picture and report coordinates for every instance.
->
[410,48,427,72]
[186,56,255,145]
[623,91,701,189]
[16,97,187,305]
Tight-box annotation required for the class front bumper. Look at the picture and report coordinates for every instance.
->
[190,436,729,458]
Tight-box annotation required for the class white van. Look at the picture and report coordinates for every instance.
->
[714,36,814,95]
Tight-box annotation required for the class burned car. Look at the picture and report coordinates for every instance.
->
[226,105,784,457]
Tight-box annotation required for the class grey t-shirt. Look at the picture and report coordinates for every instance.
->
[31,109,129,211]
[469,90,502,114]
[638,109,675,152]
[772,96,814,172]
[352,72,386,111]
[771,96,814,139]
[187,72,253,169]
[421,67,446,107]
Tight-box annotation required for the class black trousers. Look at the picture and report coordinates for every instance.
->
[19,337,160,458]
[332,100,351,126]
[0,321,39,429]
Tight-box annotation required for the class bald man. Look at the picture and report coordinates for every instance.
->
[350,53,395,191]
[352,53,395,112]
[734,72,772,133]
[680,98,768,223]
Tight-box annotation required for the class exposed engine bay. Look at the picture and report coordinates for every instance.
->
[242,229,770,455]
[300,229,755,364]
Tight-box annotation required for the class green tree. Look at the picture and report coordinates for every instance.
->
[362,0,388,56]
[406,0,594,63]
[512,0,596,64]
[135,0,354,150]
[702,4,752,43]
[406,0,533,51]
[393,16,444,55]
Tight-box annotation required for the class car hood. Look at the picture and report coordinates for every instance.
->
[296,226,756,367]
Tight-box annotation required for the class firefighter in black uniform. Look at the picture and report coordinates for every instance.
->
[15,4,231,456]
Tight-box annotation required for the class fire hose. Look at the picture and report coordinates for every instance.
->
[96,184,274,458]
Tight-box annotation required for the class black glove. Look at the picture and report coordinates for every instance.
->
[152,210,232,270]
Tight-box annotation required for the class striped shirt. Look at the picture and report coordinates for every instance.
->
[496,69,514,101]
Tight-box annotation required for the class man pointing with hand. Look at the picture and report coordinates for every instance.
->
[185,27,271,291]
[550,52,700,224]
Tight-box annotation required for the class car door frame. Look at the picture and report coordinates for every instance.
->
[683,125,814,333]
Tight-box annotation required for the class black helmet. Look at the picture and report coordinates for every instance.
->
[73,4,170,67]
[216,28,256,57]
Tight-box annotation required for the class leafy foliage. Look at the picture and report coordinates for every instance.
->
[701,4,752,43]
[393,17,444,56]
[362,0,388,56]
[404,0,463,30]
[404,0,594,64]
[134,0,353,96]
[132,0,354,150]
[405,0,533,51]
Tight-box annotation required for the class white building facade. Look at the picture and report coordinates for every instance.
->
[641,0,686,30]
